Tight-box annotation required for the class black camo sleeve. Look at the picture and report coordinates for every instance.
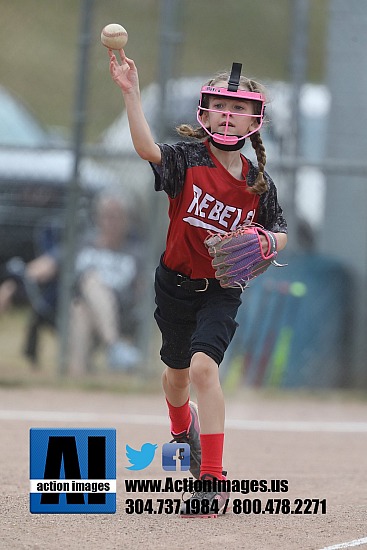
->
[150,141,215,199]
[257,172,288,233]
[150,143,188,199]
[245,160,287,233]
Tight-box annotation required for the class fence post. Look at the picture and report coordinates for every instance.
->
[137,0,184,374]
[57,0,94,375]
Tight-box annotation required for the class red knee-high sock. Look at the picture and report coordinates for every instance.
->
[200,433,225,480]
[166,397,191,435]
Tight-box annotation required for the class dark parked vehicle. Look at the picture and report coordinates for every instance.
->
[0,86,118,266]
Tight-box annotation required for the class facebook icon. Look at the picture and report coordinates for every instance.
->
[162,443,190,472]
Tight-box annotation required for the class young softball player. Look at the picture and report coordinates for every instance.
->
[108,50,288,517]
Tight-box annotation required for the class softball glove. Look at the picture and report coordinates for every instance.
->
[204,224,284,290]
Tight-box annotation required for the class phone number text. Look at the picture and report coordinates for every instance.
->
[232,498,327,514]
[124,498,326,515]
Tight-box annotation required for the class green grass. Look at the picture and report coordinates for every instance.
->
[0,307,58,387]
[0,306,162,393]
[0,0,328,141]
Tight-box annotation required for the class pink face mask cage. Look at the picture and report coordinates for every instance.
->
[197,62,266,146]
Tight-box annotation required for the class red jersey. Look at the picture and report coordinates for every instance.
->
[150,140,287,279]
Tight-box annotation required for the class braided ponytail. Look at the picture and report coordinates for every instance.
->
[249,131,268,194]
[245,78,268,194]
[176,123,206,139]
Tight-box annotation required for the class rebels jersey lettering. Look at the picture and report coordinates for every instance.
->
[151,140,287,279]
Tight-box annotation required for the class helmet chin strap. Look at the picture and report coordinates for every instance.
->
[209,135,246,151]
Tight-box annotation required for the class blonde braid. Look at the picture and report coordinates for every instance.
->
[246,78,268,194]
[176,123,206,140]
[249,131,268,194]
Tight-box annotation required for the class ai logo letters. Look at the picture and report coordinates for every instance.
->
[30,428,116,513]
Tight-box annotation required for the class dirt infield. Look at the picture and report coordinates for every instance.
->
[1,386,367,550]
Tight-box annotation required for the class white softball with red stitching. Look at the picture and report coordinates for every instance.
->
[101,24,128,50]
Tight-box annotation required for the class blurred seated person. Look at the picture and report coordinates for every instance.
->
[0,254,58,314]
[68,194,142,375]
[0,224,60,318]
[0,195,143,373]
[0,222,61,366]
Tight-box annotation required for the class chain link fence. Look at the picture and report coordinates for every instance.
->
[0,0,366,388]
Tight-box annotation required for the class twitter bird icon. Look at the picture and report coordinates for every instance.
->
[125,443,158,470]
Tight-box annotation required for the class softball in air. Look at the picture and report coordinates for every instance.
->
[101,24,128,50]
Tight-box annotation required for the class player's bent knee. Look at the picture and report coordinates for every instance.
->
[190,352,219,390]
[163,366,190,391]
